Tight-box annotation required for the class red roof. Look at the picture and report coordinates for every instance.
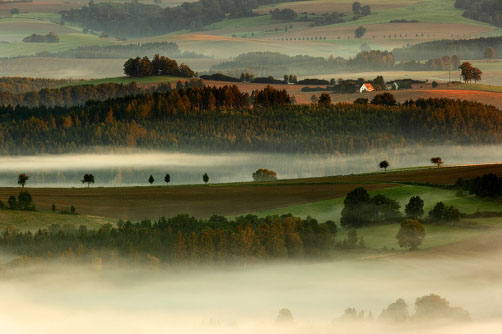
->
[362,83,375,91]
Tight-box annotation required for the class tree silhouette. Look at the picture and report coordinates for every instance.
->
[379,160,389,171]
[51,203,56,213]
[203,173,209,184]
[405,196,424,219]
[164,173,170,185]
[430,157,443,168]
[318,93,332,106]
[17,173,29,188]
[352,2,362,15]
[354,26,367,38]
[81,173,95,188]
[148,175,155,184]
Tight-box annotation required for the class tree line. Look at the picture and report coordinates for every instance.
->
[0,88,501,154]
[0,77,74,94]
[0,79,205,108]
[23,32,59,43]
[0,214,336,265]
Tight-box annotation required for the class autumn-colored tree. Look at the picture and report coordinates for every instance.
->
[396,219,425,250]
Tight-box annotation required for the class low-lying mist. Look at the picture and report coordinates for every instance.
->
[0,253,501,334]
[0,145,502,187]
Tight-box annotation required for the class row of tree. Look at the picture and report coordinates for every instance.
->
[23,32,59,43]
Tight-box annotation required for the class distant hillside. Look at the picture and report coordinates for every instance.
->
[61,0,297,38]
[392,37,502,61]
[35,42,209,59]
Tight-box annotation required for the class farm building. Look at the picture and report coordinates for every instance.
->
[360,83,375,93]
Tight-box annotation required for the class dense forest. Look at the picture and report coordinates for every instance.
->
[392,37,502,61]
[0,79,204,108]
[35,42,208,60]
[455,0,502,27]
[0,77,75,94]
[0,214,336,264]
[61,0,297,37]
[0,86,501,154]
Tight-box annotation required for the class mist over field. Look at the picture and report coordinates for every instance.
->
[0,253,501,334]
[0,145,501,186]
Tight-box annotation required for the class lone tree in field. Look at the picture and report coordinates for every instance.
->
[164,173,170,185]
[148,175,155,184]
[430,157,443,168]
[405,196,424,219]
[318,92,332,106]
[203,173,209,184]
[17,173,29,188]
[81,173,95,188]
[379,160,389,171]
[484,47,495,62]
[352,2,362,15]
[354,26,367,38]
[396,219,425,250]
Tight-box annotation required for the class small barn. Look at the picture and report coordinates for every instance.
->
[360,83,375,93]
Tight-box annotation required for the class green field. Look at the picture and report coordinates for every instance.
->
[0,33,112,58]
[255,185,502,222]
[0,210,114,231]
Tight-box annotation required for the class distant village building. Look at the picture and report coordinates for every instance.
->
[359,83,375,93]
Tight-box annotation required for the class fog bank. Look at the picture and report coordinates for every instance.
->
[0,254,501,333]
[0,145,501,186]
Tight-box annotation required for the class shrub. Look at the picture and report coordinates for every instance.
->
[252,169,278,181]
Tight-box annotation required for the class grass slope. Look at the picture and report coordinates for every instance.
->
[0,210,114,231]
[0,33,112,58]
